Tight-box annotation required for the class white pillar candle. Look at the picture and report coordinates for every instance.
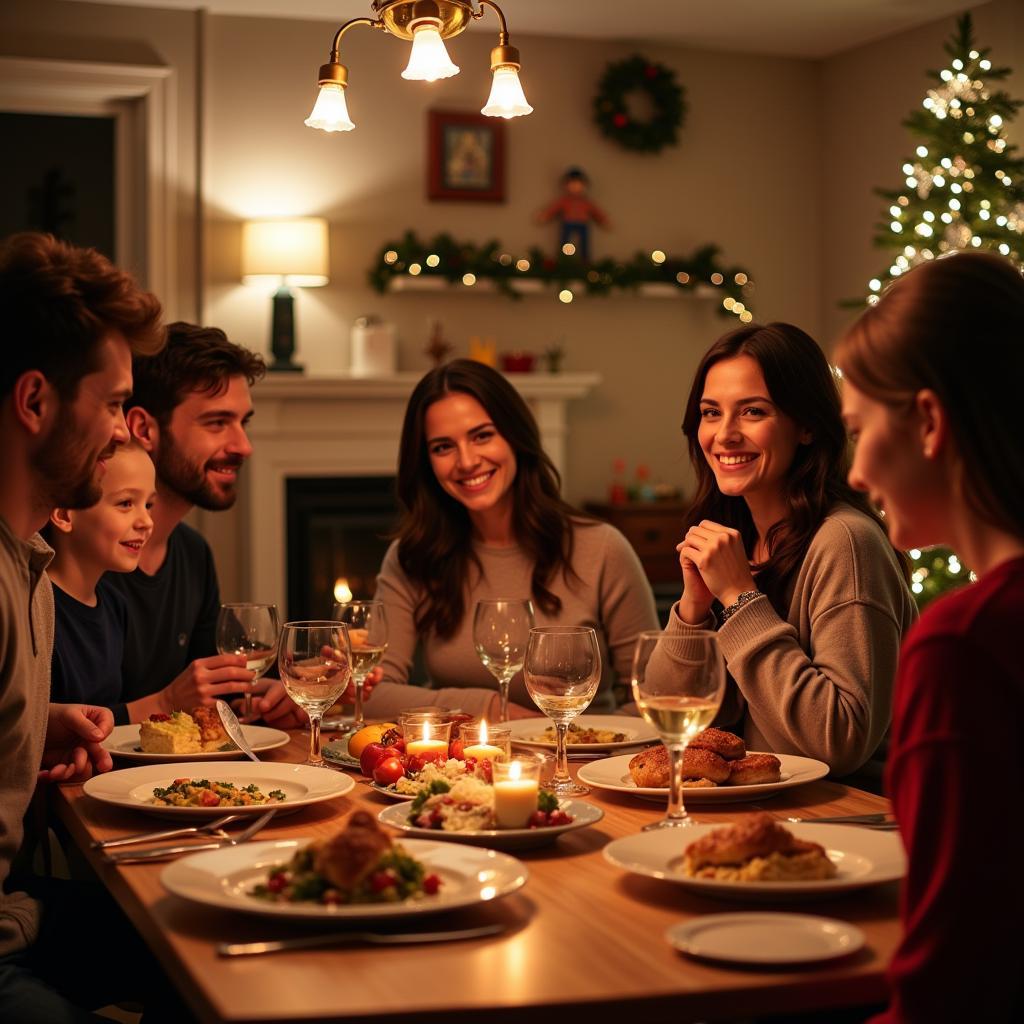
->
[492,759,540,828]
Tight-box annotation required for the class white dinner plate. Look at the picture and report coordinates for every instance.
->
[83,762,355,818]
[509,715,658,752]
[603,823,905,900]
[378,799,604,850]
[577,751,830,803]
[666,913,865,965]
[161,838,528,919]
[102,723,290,763]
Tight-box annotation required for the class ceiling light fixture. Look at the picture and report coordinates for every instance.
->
[305,0,532,133]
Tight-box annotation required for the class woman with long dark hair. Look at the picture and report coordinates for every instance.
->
[669,322,915,776]
[837,252,1024,1023]
[363,359,658,719]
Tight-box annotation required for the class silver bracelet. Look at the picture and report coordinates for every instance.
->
[719,589,762,625]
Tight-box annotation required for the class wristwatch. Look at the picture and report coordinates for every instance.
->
[719,589,762,625]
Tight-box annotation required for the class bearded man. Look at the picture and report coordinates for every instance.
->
[106,322,267,722]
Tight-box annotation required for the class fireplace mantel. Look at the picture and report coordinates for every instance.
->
[245,371,601,614]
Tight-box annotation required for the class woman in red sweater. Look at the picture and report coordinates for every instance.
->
[836,250,1024,1023]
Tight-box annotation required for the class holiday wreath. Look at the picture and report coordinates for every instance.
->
[593,55,687,153]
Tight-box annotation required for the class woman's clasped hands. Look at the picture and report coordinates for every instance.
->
[676,520,757,624]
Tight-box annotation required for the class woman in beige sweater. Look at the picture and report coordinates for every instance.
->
[363,360,658,721]
[668,323,916,777]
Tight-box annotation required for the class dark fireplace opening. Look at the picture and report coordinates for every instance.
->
[286,476,400,621]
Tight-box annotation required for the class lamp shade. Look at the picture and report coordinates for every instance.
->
[401,23,460,81]
[242,218,329,286]
[305,82,355,133]
[482,67,533,118]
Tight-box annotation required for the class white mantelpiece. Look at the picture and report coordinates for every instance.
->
[245,372,601,614]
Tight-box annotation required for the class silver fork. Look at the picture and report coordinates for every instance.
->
[104,808,277,864]
[92,813,244,850]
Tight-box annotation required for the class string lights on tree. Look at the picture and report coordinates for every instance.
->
[863,13,1023,306]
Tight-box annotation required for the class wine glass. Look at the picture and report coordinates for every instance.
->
[631,629,725,830]
[331,599,388,730]
[278,621,353,766]
[523,625,601,796]
[216,603,280,721]
[473,599,534,722]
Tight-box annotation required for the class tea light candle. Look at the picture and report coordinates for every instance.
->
[492,759,540,828]
[462,719,506,763]
[405,721,452,764]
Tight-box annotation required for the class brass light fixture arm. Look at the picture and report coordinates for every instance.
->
[328,17,384,64]
[472,0,509,46]
[474,0,519,70]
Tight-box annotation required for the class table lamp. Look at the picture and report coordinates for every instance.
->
[242,218,329,373]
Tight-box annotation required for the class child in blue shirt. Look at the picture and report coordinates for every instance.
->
[47,441,156,724]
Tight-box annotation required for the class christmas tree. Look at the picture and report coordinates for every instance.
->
[863,12,1022,301]
[859,13,1022,609]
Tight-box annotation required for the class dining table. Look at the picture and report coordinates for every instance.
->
[51,731,901,1024]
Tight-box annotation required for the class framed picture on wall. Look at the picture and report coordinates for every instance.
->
[427,110,505,202]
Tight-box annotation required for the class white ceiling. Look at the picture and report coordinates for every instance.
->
[65,0,981,59]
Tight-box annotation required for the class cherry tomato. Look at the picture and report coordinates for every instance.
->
[547,810,573,826]
[528,810,549,829]
[403,754,426,776]
[373,756,406,786]
[423,873,442,895]
[359,742,388,777]
[369,870,396,893]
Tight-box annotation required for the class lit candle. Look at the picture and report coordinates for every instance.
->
[462,719,505,763]
[492,759,540,829]
[405,722,450,764]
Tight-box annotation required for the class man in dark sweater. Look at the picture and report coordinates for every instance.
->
[103,322,269,723]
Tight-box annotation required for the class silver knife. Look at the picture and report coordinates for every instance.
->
[217,700,260,762]
[104,808,276,864]
[217,923,505,957]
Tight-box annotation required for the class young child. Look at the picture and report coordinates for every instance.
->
[47,440,156,724]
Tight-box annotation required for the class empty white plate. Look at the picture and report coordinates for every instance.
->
[666,912,865,965]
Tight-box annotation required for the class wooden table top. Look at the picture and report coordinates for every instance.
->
[52,733,900,1024]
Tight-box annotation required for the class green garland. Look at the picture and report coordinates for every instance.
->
[367,231,754,317]
[593,55,687,153]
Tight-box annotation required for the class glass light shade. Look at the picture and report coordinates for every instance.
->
[304,82,355,133]
[242,219,329,287]
[401,23,460,81]
[481,66,533,118]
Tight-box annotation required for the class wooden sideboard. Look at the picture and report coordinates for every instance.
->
[584,501,690,585]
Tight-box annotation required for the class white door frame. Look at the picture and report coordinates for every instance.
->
[0,56,176,304]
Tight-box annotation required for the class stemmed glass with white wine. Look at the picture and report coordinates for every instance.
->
[631,629,725,829]
[331,599,388,730]
[216,603,280,721]
[523,625,601,796]
[473,599,534,722]
[278,621,353,766]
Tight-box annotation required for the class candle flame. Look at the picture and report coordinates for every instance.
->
[509,760,522,781]
[421,723,430,743]
[479,719,488,743]
[333,577,353,603]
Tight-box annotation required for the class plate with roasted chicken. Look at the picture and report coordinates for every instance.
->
[577,728,829,802]
[161,810,528,919]
[103,709,289,762]
[604,815,904,900]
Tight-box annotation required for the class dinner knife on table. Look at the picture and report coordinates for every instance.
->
[217,923,506,956]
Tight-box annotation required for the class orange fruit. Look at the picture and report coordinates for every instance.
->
[347,722,397,759]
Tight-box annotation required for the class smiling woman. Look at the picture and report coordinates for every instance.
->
[667,323,917,780]
[364,359,659,721]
